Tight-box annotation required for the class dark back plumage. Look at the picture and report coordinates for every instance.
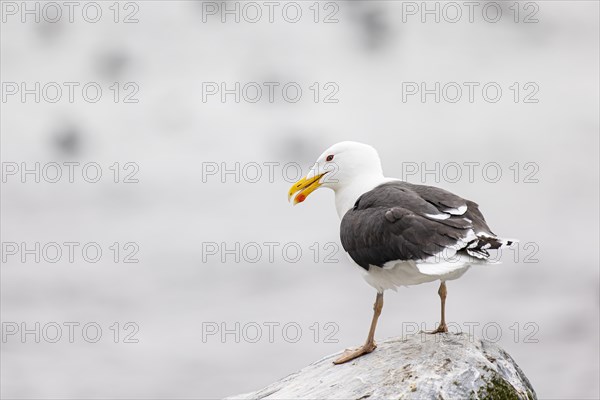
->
[340,181,508,270]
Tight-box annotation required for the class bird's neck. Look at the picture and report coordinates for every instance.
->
[334,174,391,219]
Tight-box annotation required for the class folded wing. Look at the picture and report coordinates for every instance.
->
[340,181,510,271]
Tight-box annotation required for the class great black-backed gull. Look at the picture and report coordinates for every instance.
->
[288,141,516,364]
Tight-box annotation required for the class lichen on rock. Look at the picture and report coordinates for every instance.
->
[227,333,536,400]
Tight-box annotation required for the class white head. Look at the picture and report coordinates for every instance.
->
[288,141,384,205]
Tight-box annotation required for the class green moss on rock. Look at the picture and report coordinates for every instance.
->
[476,374,531,400]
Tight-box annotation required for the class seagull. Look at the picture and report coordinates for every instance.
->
[288,141,516,365]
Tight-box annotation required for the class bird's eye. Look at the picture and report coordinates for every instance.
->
[326,154,334,162]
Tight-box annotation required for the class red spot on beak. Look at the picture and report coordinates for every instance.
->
[296,194,306,203]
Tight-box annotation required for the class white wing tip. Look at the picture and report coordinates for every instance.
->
[424,213,450,220]
[445,205,467,215]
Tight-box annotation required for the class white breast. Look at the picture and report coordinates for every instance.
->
[358,254,479,293]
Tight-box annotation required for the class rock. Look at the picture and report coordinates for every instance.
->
[227,333,536,400]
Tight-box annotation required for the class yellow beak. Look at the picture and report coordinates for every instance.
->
[288,173,325,205]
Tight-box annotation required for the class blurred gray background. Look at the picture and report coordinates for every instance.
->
[1,1,599,399]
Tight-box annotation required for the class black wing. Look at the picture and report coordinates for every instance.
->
[340,181,503,270]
